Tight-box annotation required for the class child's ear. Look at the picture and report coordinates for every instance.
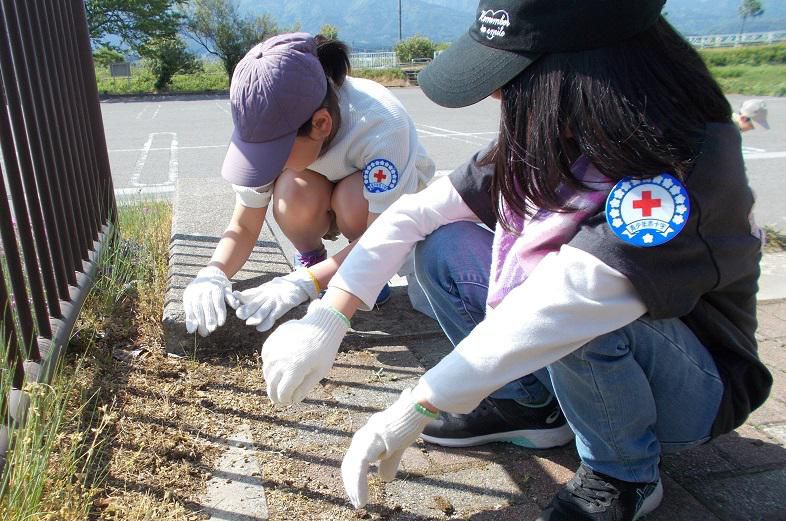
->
[310,108,333,139]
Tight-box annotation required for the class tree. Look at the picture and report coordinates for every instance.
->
[139,35,201,90]
[93,45,125,68]
[738,0,764,37]
[319,24,338,40]
[185,0,280,80]
[394,35,436,64]
[85,0,184,51]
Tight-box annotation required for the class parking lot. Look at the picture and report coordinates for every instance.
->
[101,89,786,230]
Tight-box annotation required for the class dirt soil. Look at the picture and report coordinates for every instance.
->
[86,333,431,520]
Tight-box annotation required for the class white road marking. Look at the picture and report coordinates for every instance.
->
[135,105,149,120]
[109,144,225,153]
[215,101,231,115]
[130,132,179,187]
[151,103,162,119]
[417,124,491,146]
[744,151,786,160]
[115,185,175,197]
[418,129,498,137]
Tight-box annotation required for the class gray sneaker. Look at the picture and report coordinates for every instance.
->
[537,463,663,521]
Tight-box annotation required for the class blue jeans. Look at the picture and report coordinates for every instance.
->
[414,222,724,483]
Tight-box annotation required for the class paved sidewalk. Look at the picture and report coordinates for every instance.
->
[164,178,786,520]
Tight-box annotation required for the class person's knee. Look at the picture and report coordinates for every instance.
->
[272,170,331,226]
[560,328,630,364]
[415,222,491,293]
[331,174,368,241]
[414,223,463,287]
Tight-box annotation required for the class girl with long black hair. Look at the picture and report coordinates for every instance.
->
[256,4,771,519]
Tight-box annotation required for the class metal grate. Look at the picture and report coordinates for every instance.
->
[0,0,115,471]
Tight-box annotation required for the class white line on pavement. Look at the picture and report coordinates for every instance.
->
[416,126,492,147]
[109,144,226,153]
[744,151,786,160]
[115,185,175,197]
[130,132,179,187]
[152,103,161,119]
[215,101,231,115]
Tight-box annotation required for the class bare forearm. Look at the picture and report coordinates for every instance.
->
[208,205,267,278]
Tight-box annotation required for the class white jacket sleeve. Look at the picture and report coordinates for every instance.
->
[415,245,648,414]
[329,176,480,309]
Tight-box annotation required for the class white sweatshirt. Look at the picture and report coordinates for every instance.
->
[330,176,647,414]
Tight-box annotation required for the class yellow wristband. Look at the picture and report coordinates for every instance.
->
[304,268,321,295]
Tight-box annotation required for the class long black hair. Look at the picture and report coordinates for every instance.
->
[297,35,351,150]
[489,17,731,231]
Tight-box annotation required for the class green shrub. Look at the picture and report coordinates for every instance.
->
[353,68,407,83]
[699,44,786,67]
[709,64,786,96]
[139,36,202,91]
[709,65,746,78]
[394,35,436,63]
[93,46,125,68]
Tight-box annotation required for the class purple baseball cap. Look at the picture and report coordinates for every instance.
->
[221,33,328,187]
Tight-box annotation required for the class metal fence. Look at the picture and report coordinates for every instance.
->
[349,51,399,69]
[0,0,115,470]
[686,30,786,48]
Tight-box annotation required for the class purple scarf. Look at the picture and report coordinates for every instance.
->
[486,156,613,309]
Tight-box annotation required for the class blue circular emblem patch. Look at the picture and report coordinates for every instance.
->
[363,159,399,193]
[605,174,690,248]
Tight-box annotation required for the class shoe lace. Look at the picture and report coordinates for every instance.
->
[569,467,620,507]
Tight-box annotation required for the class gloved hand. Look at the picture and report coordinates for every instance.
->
[261,299,349,404]
[183,266,235,337]
[230,269,319,332]
[341,388,436,508]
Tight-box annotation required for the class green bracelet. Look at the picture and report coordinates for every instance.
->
[414,402,439,419]
[323,304,351,328]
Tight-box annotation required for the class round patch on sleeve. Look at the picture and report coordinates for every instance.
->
[605,174,690,247]
[362,159,399,193]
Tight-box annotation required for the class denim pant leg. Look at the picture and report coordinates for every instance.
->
[546,316,724,483]
[414,221,550,404]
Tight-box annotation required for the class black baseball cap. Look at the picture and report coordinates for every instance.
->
[419,0,666,108]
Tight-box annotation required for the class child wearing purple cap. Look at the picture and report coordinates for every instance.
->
[250,3,770,520]
[182,33,434,337]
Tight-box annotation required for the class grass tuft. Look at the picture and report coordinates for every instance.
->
[0,198,172,519]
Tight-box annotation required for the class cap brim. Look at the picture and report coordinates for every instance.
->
[418,32,539,108]
[751,115,770,130]
[221,129,296,187]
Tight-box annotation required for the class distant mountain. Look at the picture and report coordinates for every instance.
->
[665,0,786,35]
[237,0,786,49]
[239,0,473,50]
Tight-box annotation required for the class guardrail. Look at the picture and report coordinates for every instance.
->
[0,0,115,471]
[350,51,399,69]
[686,30,786,48]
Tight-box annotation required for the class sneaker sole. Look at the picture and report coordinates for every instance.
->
[634,479,663,520]
[420,423,574,449]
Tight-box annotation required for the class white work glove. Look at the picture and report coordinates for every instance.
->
[231,269,319,332]
[183,266,236,337]
[342,388,435,509]
[261,299,349,404]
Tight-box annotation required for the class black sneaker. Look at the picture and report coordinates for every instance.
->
[537,463,663,521]
[420,396,574,449]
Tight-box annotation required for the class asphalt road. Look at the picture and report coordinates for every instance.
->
[101,90,786,230]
